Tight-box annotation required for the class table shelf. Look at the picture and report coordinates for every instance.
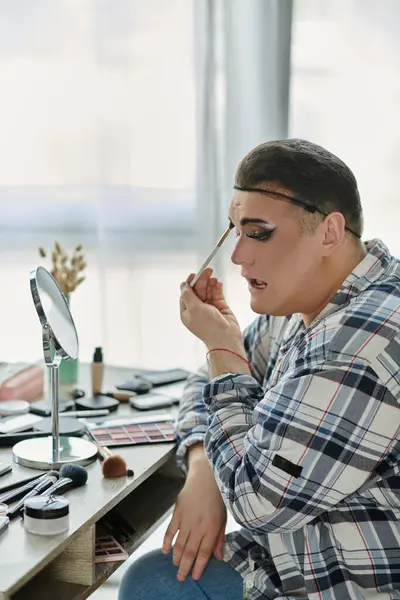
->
[6,457,183,600]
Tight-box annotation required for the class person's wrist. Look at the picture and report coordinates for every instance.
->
[187,442,208,470]
[205,337,244,355]
[187,452,213,481]
[207,349,251,378]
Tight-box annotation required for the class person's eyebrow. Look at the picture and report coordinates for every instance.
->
[239,217,275,227]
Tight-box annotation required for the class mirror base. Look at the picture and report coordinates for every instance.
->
[12,436,98,470]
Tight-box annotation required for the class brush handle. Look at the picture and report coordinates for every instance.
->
[85,427,100,446]
[191,247,219,287]
[85,427,114,461]
[98,446,114,461]
[190,224,233,287]
[103,391,134,401]
[0,474,43,498]
[86,427,132,476]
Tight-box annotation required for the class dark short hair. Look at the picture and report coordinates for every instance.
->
[235,138,363,238]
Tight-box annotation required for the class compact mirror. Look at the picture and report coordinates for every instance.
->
[12,266,97,470]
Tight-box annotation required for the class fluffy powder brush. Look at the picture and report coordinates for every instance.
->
[86,428,134,478]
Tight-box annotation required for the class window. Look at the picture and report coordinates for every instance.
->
[0,1,201,368]
[0,0,196,233]
[290,0,400,256]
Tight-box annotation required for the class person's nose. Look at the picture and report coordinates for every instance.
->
[231,238,254,267]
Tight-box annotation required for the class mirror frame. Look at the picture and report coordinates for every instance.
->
[30,266,79,361]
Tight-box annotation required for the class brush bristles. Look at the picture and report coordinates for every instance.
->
[101,455,128,478]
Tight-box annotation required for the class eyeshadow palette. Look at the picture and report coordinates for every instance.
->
[95,534,129,563]
[89,420,176,447]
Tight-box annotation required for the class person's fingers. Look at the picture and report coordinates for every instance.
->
[193,267,213,281]
[205,277,218,303]
[173,527,191,569]
[181,282,202,309]
[179,290,187,319]
[162,511,180,555]
[191,533,219,580]
[187,267,213,286]
[192,268,213,301]
[211,280,224,299]
[213,526,226,561]
[176,530,204,582]
[209,281,229,309]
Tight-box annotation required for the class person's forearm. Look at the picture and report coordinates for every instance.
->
[187,442,219,491]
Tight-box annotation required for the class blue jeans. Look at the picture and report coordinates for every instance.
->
[118,549,243,600]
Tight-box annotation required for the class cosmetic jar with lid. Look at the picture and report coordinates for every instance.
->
[23,495,69,536]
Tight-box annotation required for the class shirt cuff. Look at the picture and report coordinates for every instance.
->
[175,431,207,474]
[203,373,263,411]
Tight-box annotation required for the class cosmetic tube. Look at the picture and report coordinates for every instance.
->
[91,347,104,395]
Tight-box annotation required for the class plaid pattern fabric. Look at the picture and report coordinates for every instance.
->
[176,239,400,599]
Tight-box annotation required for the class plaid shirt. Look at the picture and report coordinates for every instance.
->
[176,239,400,600]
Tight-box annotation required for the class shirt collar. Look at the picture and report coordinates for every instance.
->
[314,238,395,322]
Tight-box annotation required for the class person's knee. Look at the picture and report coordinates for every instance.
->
[118,549,180,600]
[118,548,243,600]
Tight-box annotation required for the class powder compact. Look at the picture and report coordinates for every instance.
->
[23,495,69,536]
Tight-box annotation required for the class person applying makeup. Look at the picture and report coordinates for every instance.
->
[119,139,400,600]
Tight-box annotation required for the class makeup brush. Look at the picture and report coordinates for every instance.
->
[86,428,134,478]
[190,222,234,287]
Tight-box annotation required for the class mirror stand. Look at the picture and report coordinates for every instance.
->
[13,305,98,470]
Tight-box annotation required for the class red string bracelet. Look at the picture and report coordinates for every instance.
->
[206,348,253,373]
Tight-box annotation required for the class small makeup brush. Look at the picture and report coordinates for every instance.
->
[103,390,135,402]
[86,429,134,479]
[190,222,234,287]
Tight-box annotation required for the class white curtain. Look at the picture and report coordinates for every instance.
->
[0,0,293,370]
[290,0,400,257]
[195,0,293,331]
[4,0,395,372]
[0,0,199,367]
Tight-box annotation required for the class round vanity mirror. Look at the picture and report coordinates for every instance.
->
[31,266,79,360]
[12,267,97,470]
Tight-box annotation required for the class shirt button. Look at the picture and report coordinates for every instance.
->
[245,579,254,590]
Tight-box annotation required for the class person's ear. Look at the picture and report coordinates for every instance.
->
[321,212,346,255]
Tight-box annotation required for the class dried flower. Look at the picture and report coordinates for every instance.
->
[38,242,87,295]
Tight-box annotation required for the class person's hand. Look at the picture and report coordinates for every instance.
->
[180,268,242,349]
[162,449,227,582]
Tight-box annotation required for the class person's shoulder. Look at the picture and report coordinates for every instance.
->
[319,277,399,390]
[339,273,400,338]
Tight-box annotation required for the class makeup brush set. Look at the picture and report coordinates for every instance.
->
[0,456,134,543]
[0,463,88,538]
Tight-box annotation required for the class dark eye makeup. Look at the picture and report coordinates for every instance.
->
[246,229,274,241]
[232,218,276,241]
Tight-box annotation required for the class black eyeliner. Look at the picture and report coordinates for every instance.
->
[246,229,274,241]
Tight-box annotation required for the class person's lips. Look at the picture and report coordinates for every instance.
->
[244,276,268,290]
